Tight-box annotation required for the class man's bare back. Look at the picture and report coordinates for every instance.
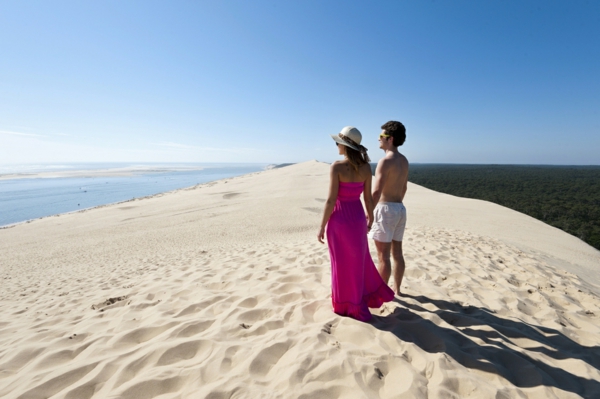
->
[374,150,409,205]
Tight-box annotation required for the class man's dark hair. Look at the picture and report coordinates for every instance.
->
[381,120,406,147]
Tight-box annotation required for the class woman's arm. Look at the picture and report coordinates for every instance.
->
[363,165,374,230]
[318,163,340,243]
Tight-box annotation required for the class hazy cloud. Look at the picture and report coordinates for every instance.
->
[152,141,258,153]
[155,141,197,149]
[0,130,45,138]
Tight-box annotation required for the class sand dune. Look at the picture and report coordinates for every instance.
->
[1,160,599,398]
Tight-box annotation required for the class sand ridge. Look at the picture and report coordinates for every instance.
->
[1,161,600,398]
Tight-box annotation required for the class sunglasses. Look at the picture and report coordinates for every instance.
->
[379,133,391,139]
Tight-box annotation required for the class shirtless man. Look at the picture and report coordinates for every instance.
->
[368,121,409,295]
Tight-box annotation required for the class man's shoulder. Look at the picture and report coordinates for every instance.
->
[398,152,409,165]
[380,152,405,165]
[376,155,391,167]
[390,150,408,166]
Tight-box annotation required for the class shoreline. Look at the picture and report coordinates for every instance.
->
[0,163,272,181]
[1,194,156,230]
[0,165,278,229]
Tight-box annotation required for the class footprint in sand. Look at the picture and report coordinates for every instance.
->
[118,376,185,399]
[91,296,128,311]
[238,297,258,308]
[302,207,321,213]
[248,341,291,377]
[321,323,333,334]
[238,308,272,323]
[176,320,215,338]
[114,323,176,346]
[223,192,242,199]
[157,340,209,366]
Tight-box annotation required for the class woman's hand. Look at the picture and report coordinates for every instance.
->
[317,226,325,244]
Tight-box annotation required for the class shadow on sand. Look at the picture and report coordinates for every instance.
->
[370,294,600,397]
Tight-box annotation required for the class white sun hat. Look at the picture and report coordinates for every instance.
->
[331,126,363,151]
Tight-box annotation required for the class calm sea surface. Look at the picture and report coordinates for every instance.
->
[0,163,268,227]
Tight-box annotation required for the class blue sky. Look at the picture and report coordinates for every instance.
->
[1,1,598,165]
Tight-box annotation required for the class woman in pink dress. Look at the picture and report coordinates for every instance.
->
[317,126,395,322]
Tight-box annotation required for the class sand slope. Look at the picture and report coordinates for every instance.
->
[1,160,599,398]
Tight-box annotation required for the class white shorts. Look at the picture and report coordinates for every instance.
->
[368,202,407,243]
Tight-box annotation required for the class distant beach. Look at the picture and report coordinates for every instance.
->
[0,163,268,227]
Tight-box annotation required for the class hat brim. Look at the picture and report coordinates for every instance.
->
[331,134,361,151]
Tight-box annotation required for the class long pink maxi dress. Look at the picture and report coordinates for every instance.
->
[326,181,395,322]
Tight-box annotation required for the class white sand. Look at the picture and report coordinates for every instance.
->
[1,160,599,398]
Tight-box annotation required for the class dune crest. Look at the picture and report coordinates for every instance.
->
[1,160,599,398]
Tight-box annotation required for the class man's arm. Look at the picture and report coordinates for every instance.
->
[372,159,387,206]
[401,160,409,201]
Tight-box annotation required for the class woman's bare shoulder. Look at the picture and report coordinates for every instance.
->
[331,160,349,170]
[329,161,344,177]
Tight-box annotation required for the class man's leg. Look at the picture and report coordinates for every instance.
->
[391,240,405,294]
[374,240,392,285]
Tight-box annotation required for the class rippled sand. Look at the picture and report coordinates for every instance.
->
[1,161,599,398]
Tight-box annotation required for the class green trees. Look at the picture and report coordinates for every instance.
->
[406,165,600,251]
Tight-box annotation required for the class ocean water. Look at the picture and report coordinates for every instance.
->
[0,163,268,227]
